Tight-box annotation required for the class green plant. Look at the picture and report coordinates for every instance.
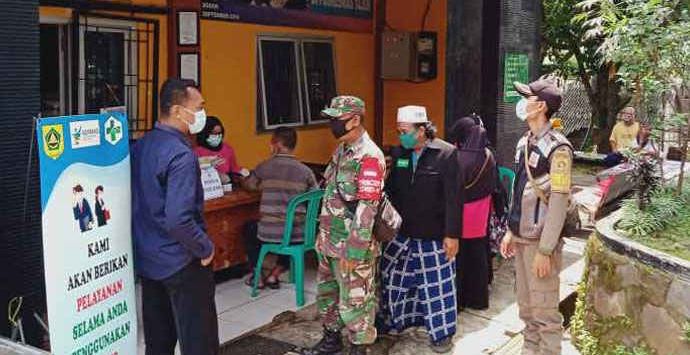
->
[617,186,690,260]
[618,187,686,238]
[571,276,654,354]
[623,149,661,210]
[683,321,690,343]
[581,0,690,192]
[573,237,660,354]
[542,0,631,153]
[612,344,652,355]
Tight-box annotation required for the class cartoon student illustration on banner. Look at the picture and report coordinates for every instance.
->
[72,184,94,232]
[95,185,110,227]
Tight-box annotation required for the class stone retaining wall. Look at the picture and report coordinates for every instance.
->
[572,212,690,355]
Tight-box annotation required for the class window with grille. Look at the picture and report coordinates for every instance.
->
[257,36,337,131]
[75,14,159,138]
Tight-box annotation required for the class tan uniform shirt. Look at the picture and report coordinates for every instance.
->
[510,126,573,255]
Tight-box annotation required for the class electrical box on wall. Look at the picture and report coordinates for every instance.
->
[381,31,437,81]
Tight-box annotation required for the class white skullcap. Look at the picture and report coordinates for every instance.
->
[397,105,429,124]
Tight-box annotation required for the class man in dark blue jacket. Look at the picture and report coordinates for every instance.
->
[132,78,218,355]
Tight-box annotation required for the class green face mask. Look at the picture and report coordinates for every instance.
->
[399,130,419,149]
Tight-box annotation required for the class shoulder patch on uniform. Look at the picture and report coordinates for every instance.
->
[357,157,383,201]
[550,147,572,193]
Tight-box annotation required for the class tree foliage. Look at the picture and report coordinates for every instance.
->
[583,0,690,193]
[542,0,630,152]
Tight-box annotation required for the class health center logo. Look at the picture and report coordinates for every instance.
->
[104,116,123,145]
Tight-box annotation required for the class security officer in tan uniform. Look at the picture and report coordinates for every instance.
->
[500,79,572,355]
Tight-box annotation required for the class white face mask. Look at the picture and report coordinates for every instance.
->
[206,134,223,147]
[181,108,207,134]
[516,98,529,121]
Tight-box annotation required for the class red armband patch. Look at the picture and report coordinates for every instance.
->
[357,157,383,201]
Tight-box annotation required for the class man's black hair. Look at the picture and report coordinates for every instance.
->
[272,126,298,150]
[414,122,437,140]
[160,78,198,117]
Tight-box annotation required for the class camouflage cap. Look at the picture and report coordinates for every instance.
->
[321,95,365,119]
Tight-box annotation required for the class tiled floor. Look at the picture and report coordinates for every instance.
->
[252,237,587,355]
[136,264,319,354]
[215,267,318,344]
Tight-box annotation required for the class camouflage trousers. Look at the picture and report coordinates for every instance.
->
[316,253,378,345]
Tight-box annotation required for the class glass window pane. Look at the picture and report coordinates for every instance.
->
[302,41,336,123]
[260,40,302,127]
[84,31,125,113]
[40,25,61,117]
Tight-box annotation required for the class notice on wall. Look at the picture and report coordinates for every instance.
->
[503,53,530,103]
[201,0,372,33]
[36,113,137,355]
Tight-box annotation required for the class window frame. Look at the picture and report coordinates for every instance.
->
[300,38,338,125]
[257,34,337,132]
[257,36,306,130]
[77,17,139,120]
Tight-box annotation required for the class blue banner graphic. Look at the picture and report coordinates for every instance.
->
[36,113,137,355]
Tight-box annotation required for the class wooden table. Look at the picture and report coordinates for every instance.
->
[204,188,261,271]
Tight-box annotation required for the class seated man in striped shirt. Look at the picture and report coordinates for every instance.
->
[241,126,318,289]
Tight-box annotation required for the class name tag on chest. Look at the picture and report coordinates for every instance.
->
[396,159,410,168]
[528,152,540,168]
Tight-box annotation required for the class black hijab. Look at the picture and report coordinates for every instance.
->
[449,115,496,200]
[450,116,489,174]
[196,116,224,151]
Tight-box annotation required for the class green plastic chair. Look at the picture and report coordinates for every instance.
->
[250,189,325,307]
[498,166,516,204]
[495,167,516,262]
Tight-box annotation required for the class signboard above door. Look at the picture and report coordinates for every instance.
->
[201,0,372,33]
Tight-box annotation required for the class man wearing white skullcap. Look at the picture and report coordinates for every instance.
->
[378,105,464,353]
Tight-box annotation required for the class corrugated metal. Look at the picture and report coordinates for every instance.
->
[559,80,592,136]
[0,0,45,344]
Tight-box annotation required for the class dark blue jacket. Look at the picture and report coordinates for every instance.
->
[132,123,214,280]
[73,199,94,232]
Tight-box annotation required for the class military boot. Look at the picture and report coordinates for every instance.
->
[301,327,344,355]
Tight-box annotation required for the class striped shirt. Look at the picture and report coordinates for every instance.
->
[246,154,317,243]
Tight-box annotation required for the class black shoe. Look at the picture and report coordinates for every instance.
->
[429,337,454,354]
[347,344,368,355]
[301,327,344,355]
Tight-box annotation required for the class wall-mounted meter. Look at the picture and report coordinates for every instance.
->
[381,31,438,81]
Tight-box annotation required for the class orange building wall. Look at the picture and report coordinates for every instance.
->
[382,0,447,146]
[200,21,375,168]
[39,4,169,132]
[40,1,446,168]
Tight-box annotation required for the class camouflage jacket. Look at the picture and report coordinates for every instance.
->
[317,132,386,261]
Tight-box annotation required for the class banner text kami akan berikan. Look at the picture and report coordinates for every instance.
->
[68,254,129,291]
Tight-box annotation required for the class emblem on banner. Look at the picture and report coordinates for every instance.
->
[104,116,123,145]
[42,124,64,160]
[70,120,101,149]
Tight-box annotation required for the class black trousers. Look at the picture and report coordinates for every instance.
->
[243,221,290,270]
[457,237,490,310]
[141,262,219,355]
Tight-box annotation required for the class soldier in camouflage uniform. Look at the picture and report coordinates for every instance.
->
[303,96,385,355]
